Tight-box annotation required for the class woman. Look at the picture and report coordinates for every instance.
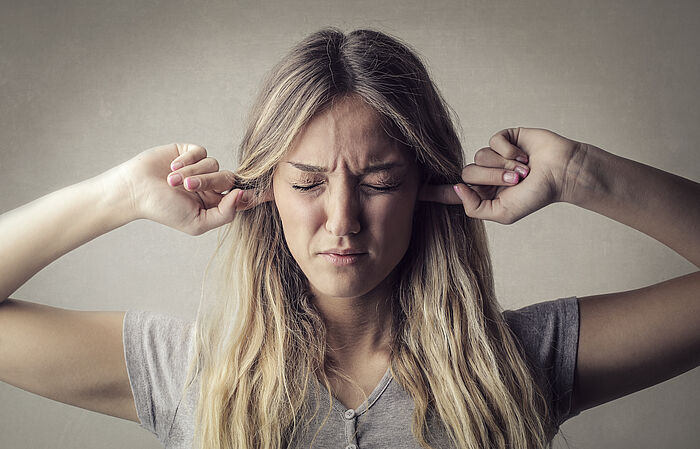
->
[0,28,698,449]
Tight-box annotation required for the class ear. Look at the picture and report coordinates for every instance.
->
[236,188,275,211]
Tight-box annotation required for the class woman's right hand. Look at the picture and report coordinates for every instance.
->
[114,143,254,235]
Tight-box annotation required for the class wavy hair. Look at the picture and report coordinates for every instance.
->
[184,28,553,448]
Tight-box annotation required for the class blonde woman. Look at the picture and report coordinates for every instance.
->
[0,28,698,449]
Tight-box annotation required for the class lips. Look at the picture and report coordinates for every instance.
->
[319,248,366,255]
[317,247,368,266]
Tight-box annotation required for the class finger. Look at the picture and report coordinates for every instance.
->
[193,189,245,234]
[418,183,462,204]
[170,144,208,171]
[473,147,507,167]
[453,184,511,223]
[462,163,521,186]
[473,147,530,179]
[236,188,274,211]
[168,158,221,188]
[489,129,529,163]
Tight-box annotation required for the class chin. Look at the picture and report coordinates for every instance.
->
[310,276,384,299]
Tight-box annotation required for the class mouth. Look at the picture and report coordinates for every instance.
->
[319,249,367,266]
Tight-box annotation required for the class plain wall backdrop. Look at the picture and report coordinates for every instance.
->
[1,0,698,447]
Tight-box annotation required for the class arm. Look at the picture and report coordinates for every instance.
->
[0,168,134,304]
[421,127,700,413]
[560,143,700,412]
[563,143,700,267]
[0,143,247,421]
[0,165,140,421]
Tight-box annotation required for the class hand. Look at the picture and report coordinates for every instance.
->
[419,128,585,224]
[114,143,271,235]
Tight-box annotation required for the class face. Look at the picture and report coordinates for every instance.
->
[272,95,422,301]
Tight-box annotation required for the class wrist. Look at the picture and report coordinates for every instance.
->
[90,164,142,227]
[558,142,614,208]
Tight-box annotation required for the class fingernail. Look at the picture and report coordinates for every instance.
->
[503,171,519,184]
[453,184,463,199]
[515,155,528,164]
[170,161,184,171]
[168,173,182,186]
[185,177,200,190]
[514,165,529,177]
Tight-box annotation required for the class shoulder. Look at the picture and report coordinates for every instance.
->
[123,310,196,440]
[502,296,580,426]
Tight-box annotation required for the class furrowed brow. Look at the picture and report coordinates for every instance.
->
[286,161,405,174]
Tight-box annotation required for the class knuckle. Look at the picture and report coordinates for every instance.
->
[473,147,488,164]
[207,157,220,171]
[187,143,206,155]
[461,163,475,178]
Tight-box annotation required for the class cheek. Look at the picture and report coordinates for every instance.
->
[366,194,416,246]
[274,193,322,250]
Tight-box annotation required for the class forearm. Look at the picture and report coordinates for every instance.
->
[0,166,136,302]
[564,144,700,267]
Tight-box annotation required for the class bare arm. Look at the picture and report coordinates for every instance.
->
[0,167,134,304]
[0,166,139,421]
[0,143,247,421]
[563,144,700,267]
[423,127,700,414]
[561,143,700,412]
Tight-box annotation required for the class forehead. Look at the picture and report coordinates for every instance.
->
[282,96,408,170]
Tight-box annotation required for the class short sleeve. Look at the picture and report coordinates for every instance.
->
[503,296,580,428]
[122,310,195,443]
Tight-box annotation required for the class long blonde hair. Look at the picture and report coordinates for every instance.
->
[185,28,553,448]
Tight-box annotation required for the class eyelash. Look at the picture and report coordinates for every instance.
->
[291,183,400,193]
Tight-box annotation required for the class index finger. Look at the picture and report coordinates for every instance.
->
[235,188,274,211]
[418,183,462,204]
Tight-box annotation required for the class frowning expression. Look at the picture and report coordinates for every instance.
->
[272,95,422,301]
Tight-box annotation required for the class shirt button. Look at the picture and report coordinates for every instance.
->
[345,445,357,449]
[343,409,356,419]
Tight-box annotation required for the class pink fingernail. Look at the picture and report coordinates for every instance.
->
[515,155,528,164]
[170,161,184,171]
[168,173,182,186]
[453,184,463,199]
[503,171,518,184]
[185,177,200,189]
[514,165,529,177]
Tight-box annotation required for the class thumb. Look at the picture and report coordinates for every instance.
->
[452,183,487,218]
[191,189,245,234]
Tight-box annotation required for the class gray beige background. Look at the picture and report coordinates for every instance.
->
[1,0,698,448]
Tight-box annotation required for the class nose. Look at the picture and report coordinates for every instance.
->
[324,182,361,236]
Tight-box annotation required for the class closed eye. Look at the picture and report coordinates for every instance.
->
[291,183,401,192]
[291,183,322,191]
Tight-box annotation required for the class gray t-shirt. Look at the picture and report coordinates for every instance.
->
[123,296,580,448]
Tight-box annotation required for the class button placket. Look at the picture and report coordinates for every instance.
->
[343,408,358,448]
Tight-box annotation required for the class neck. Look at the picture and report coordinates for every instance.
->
[312,279,394,364]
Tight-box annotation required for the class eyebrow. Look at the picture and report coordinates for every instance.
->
[286,161,405,174]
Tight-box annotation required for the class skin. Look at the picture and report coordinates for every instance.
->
[0,97,697,420]
[273,99,418,339]
[270,96,422,404]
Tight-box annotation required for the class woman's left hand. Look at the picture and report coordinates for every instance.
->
[420,127,587,224]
